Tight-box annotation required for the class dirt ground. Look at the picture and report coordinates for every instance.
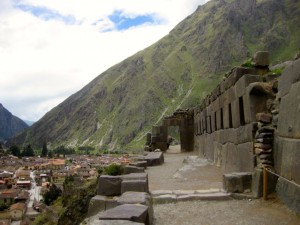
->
[147,146,300,225]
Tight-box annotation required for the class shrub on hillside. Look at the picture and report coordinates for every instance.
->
[104,163,124,176]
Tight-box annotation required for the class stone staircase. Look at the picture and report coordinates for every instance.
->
[151,188,232,204]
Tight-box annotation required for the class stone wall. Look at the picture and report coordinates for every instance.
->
[194,52,277,173]
[273,57,300,214]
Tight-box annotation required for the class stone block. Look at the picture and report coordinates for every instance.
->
[99,204,148,224]
[237,142,255,172]
[123,166,144,174]
[121,180,148,194]
[214,142,222,167]
[144,152,164,166]
[84,218,144,225]
[276,177,300,215]
[275,137,300,183]
[278,57,300,98]
[231,67,257,86]
[235,75,263,98]
[129,161,147,169]
[97,175,122,196]
[223,172,252,193]
[117,192,153,225]
[253,51,269,66]
[236,123,255,144]
[252,168,263,198]
[231,99,240,128]
[256,113,272,123]
[221,143,238,173]
[278,81,300,139]
[87,195,119,217]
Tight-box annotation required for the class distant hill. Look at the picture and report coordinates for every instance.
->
[0,103,28,141]
[12,0,300,150]
[24,120,35,126]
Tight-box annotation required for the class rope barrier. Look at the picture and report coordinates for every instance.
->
[265,168,300,189]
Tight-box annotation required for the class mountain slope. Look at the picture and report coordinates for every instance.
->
[13,0,300,150]
[0,103,28,141]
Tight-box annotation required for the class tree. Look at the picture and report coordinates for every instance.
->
[21,144,35,157]
[41,142,48,157]
[48,150,53,158]
[43,184,62,206]
[9,145,21,157]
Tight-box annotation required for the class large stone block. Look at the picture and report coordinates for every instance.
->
[121,180,148,194]
[278,81,300,139]
[278,57,300,98]
[253,51,269,67]
[213,142,222,167]
[276,177,300,215]
[231,99,240,128]
[221,143,238,173]
[236,123,255,144]
[117,192,153,225]
[123,166,144,175]
[99,204,148,224]
[87,195,119,217]
[235,75,263,98]
[144,152,164,166]
[275,137,300,183]
[223,172,252,193]
[237,142,254,172]
[97,175,122,196]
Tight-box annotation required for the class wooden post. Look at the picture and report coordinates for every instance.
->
[263,167,268,200]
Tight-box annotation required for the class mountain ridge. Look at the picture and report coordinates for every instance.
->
[11,0,300,150]
[0,103,29,141]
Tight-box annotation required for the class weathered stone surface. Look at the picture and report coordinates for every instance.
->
[87,195,119,217]
[83,218,143,225]
[252,168,263,198]
[255,132,273,139]
[275,137,300,183]
[152,194,177,204]
[255,138,273,144]
[278,81,300,139]
[223,172,252,193]
[235,75,263,98]
[97,176,122,196]
[117,192,152,225]
[237,123,255,144]
[276,177,300,215]
[257,126,274,134]
[254,148,272,155]
[278,57,300,98]
[123,166,144,174]
[254,143,272,150]
[253,51,269,66]
[121,180,148,194]
[256,113,272,123]
[237,142,255,172]
[221,143,238,173]
[144,152,164,166]
[129,161,147,169]
[99,204,148,224]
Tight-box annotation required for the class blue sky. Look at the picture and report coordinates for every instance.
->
[0,0,208,121]
[109,10,157,30]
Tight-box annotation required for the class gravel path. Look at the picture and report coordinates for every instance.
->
[153,198,300,225]
[147,146,300,225]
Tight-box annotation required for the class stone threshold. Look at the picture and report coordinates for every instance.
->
[151,189,232,204]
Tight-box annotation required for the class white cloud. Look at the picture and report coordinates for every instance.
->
[0,0,209,121]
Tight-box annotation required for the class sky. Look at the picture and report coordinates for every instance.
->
[0,0,209,122]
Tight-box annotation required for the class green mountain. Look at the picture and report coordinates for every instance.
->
[0,103,28,141]
[12,0,300,150]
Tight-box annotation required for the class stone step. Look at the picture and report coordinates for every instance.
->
[151,189,232,204]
